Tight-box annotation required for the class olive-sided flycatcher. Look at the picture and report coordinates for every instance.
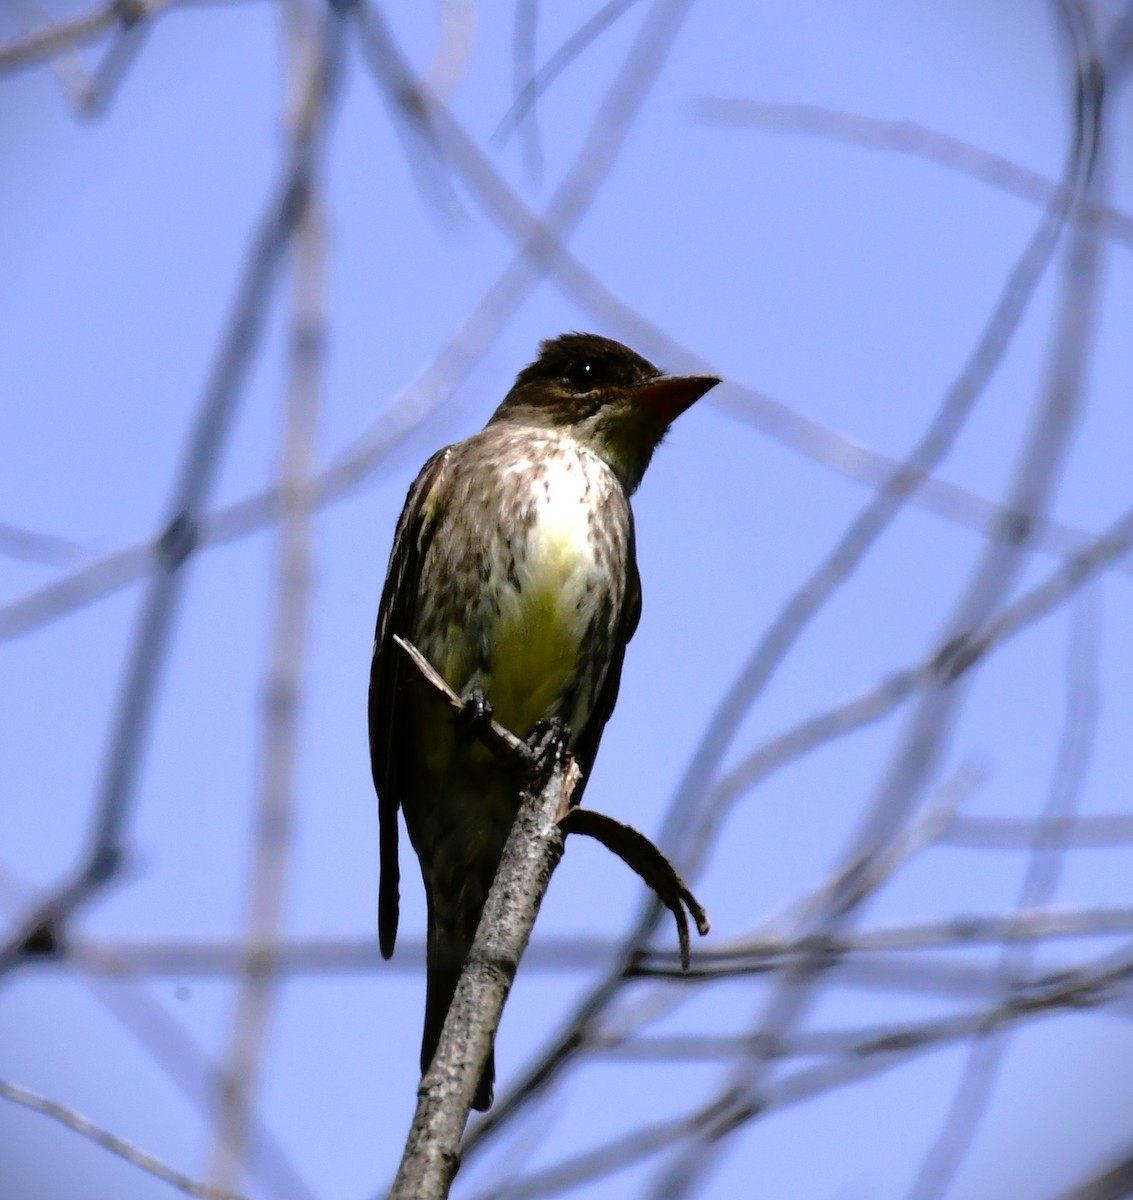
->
[369,332,719,1110]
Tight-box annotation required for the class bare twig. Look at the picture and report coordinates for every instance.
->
[79,15,149,115]
[389,629,709,1194]
[559,808,709,970]
[394,636,533,763]
[0,0,151,72]
[0,1079,246,1200]
[330,0,461,217]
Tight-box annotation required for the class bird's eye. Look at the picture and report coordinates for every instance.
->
[565,360,599,391]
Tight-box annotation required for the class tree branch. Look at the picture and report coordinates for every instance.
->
[388,731,579,1200]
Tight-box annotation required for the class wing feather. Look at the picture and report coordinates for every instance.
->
[369,448,450,958]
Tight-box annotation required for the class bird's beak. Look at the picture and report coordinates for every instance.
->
[633,373,721,424]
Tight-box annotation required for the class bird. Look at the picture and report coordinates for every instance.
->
[369,332,719,1110]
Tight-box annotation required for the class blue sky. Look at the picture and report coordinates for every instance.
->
[3,2,1133,1198]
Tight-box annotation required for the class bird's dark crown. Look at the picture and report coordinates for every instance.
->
[510,332,662,398]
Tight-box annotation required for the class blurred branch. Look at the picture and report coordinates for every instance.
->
[90,973,320,1200]
[7,367,1127,649]
[78,14,149,114]
[54,906,1133,978]
[468,491,1133,1155]
[758,942,1133,1108]
[1055,1147,1133,1200]
[0,518,83,565]
[509,0,541,178]
[676,669,966,887]
[2,0,98,108]
[423,0,476,101]
[0,0,696,645]
[0,1,343,978]
[0,0,256,73]
[333,0,463,216]
[463,1106,708,1200]
[586,766,981,1055]
[61,933,615,976]
[906,590,1102,1200]
[471,41,1094,1147]
[0,862,318,1199]
[694,97,1133,251]
[637,902,1133,980]
[207,4,332,1191]
[493,0,643,147]
[12,62,1133,643]
[651,11,1114,1190]
[0,1078,245,1200]
[345,0,697,297]
[0,0,156,72]
[473,945,1133,1199]
[940,810,1133,849]
[7,0,155,118]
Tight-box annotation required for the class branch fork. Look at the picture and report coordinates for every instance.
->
[393,635,710,966]
[388,637,710,1197]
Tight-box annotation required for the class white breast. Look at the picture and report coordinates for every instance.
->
[513,443,602,604]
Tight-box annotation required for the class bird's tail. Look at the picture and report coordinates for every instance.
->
[421,950,495,1111]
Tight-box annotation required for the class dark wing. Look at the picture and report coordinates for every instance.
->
[569,545,642,806]
[369,447,451,959]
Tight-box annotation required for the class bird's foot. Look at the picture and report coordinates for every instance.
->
[525,717,571,790]
[455,688,494,744]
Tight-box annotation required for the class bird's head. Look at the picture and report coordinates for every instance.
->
[488,332,720,493]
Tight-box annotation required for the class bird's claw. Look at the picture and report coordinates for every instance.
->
[525,717,571,788]
[455,688,494,743]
